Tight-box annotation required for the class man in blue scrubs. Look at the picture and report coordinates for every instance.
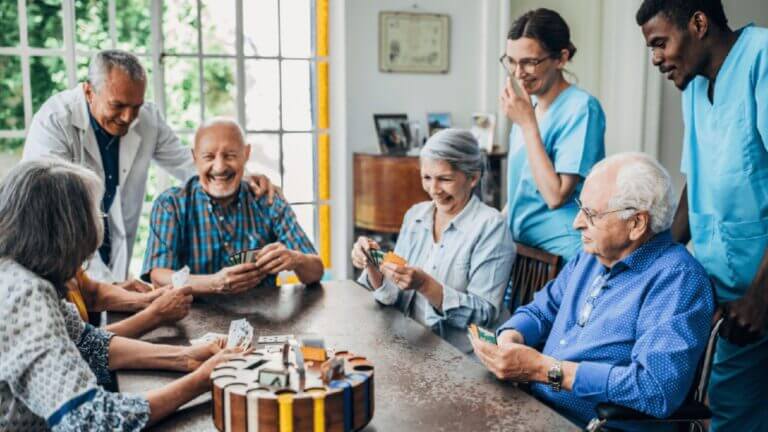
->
[637,1,768,430]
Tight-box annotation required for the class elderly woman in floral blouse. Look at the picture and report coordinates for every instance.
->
[0,159,245,431]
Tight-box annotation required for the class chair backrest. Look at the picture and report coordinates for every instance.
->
[508,242,561,312]
[691,317,724,404]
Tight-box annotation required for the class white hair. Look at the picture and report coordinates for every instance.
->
[591,152,675,234]
[88,49,146,93]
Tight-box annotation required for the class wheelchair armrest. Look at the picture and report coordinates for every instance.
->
[596,401,711,422]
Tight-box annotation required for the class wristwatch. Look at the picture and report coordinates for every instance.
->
[547,360,563,391]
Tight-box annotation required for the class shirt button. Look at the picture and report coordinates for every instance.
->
[432,265,437,270]
[559,339,566,346]
[224,242,229,247]
[219,216,224,221]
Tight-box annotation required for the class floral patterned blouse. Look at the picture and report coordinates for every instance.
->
[0,259,150,431]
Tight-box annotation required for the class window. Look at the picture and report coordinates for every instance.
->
[0,0,331,278]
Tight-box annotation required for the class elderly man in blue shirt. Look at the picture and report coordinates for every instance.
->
[471,152,715,428]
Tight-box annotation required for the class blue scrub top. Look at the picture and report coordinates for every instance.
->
[506,85,606,261]
[682,24,768,302]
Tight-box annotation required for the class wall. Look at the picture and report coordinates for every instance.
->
[345,0,494,154]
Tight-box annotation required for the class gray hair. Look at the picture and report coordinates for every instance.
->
[593,152,675,234]
[88,49,147,93]
[420,128,484,180]
[0,159,104,294]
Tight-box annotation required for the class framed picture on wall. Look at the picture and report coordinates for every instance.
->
[379,11,450,73]
[374,114,410,155]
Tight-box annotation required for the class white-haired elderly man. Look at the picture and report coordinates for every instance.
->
[470,153,715,429]
[23,49,276,282]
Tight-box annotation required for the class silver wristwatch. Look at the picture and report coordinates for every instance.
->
[547,360,563,391]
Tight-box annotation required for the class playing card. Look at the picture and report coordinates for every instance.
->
[371,249,384,265]
[226,318,254,349]
[257,334,295,344]
[190,332,227,346]
[171,265,190,289]
[245,249,260,263]
[468,323,497,345]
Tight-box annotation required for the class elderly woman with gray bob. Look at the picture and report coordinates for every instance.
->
[351,129,516,352]
[0,159,246,431]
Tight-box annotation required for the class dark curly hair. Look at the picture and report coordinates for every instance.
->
[636,0,728,30]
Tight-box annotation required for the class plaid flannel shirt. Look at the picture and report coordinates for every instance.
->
[141,176,316,286]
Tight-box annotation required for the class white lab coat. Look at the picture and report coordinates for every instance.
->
[22,84,196,282]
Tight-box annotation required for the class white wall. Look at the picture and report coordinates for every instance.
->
[345,0,497,154]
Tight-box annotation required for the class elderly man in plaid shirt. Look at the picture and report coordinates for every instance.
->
[141,118,323,302]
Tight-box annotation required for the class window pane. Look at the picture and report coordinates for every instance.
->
[279,0,311,57]
[27,0,63,48]
[203,58,236,119]
[281,60,312,130]
[75,0,109,51]
[282,133,314,202]
[243,0,278,57]
[164,56,201,129]
[291,204,316,248]
[163,0,198,54]
[0,56,24,130]
[0,2,19,47]
[246,133,281,188]
[0,139,25,157]
[30,56,67,113]
[116,0,151,53]
[245,60,279,130]
[201,0,235,55]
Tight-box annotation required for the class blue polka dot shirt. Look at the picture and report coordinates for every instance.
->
[497,231,715,426]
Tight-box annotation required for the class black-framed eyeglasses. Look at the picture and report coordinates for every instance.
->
[574,198,637,227]
[499,54,552,74]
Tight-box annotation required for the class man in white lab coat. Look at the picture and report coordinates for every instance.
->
[23,50,275,282]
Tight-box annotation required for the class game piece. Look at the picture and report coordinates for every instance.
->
[211,345,375,432]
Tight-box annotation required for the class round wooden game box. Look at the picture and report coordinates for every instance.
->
[211,346,375,432]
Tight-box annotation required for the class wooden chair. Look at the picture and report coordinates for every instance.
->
[507,243,561,313]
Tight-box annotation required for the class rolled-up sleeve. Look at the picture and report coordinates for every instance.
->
[440,217,515,329]
[496,256,578,347]
[571,264,714,418]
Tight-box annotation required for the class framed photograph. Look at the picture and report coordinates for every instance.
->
[379,12,450,74]
[470,113,496,153]
[427,112,451,137]
[374,114,410,155]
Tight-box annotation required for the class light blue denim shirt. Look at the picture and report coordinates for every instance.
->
[358,195,515,352]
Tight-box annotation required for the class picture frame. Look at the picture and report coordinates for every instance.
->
[379,11,450,74]
[427,112,451,137]
[373,114,410,155]
[470,113,496,153]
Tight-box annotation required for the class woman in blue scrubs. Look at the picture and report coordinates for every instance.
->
[637,1,768,429]
[501,9,606,262]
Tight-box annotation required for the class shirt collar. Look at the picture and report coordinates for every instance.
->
[609,230,674,275]
[412,194,481,234]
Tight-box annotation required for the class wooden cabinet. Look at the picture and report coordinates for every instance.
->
[353,153,429,233]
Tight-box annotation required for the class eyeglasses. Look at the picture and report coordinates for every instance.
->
[574,198,637,227]
[499,54,552,74]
